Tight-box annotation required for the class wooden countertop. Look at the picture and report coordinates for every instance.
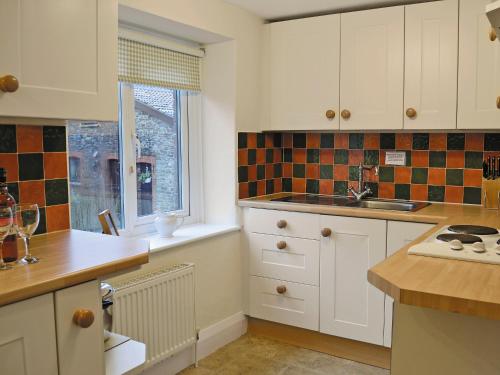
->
[239,194,500,320]
[0,230,149,307]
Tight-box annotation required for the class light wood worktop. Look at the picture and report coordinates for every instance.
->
[239,194,500,320]
[0,230,149,307]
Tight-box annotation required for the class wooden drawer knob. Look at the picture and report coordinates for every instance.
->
[406,108,417,118]
[490,27,497,42]
[0,75,19,93]
[341,109,351,120]
[73,308,95,328]
[497,96,500,109]
[276,285,287,294]
[321,228,332,237]
[325,109,336,119]
[276,220,287,229]
[276,241,287,249]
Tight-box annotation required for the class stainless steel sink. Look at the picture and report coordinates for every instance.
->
[346,199,429,212]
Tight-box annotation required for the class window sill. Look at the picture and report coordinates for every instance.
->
[137,223,241,253]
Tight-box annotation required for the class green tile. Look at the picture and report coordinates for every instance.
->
[446,169,463,186]
[282,178,292,192]
[412,133,429,150]
[429,151,446,168]
[248,149,256,165]
[266,179,274,194]
[320,165,333,179]
[428,185,445,202]
[238,166,248,183]
[411,168,428,184]
[334,149,348,164]
[0,124,17,153]
[257,165,265,180]
[274,164,282,178]
[364,150,379,165]
[464,151,483,169]
[365,182,378,198]
[320,133,334,148]
[237,133,247,149]
[293,164,305,178]
[349,134,364,149]
[266,149,274,163]
[249,181,257,197]
[463,187,481,205]
[334,181,348,195]
[306,179,319,194]
[349,165,360,181]
[257,133,265,148]
[485,134,500,151]
[380,133,395,150]
[395,184,410,200]
[378,166,394,182]
[293,133,306,148]
[447,133,465,150]
[283,148,292,162]
[307,149,320,163]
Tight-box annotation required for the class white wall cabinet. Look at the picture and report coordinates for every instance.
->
[404,0,458,130]
[267,14,341,131]
[0,0,118,121]
[319,216,387,345]
[458,0,500,129]
[339,7,405,130]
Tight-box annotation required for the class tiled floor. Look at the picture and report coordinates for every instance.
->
[180,334,389,375]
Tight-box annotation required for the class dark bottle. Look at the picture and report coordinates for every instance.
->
[0,168,18,262]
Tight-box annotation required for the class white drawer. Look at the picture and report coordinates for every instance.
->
[249,233,319,285]
[249,276,319,330]
[246,208,320,239]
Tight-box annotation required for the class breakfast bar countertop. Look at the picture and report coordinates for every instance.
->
[0,230,149,307]
[239,193,500,320]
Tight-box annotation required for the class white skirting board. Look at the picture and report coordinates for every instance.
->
[142,312,247,375]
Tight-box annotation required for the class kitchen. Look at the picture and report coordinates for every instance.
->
[0,0,499,374]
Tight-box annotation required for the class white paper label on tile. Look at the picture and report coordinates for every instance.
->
[385,151,406,166]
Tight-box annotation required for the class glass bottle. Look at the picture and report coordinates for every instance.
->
[0,168,18,262]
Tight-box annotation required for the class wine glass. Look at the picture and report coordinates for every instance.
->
[0,207,13,270]
[15,204,40,264]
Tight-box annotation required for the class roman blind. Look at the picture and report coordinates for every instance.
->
[118,37,201,92]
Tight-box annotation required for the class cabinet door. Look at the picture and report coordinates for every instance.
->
[269,14,340,131]
[457,0,500,129]
[0,0,117,121]
[404,0,458,130]
[0,294,58,375]
[55,280,104,375]
[340,7,404,130]
[319,216,386,345]
[384,221,434,347]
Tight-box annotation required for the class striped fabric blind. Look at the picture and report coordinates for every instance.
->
[118,37,201,92]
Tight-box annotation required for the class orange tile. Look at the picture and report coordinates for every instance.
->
[17,125,43,153]
[465,133,484,151]
[273,149,281,163]
[247,133,257,149]
[283,134,293,148]
[334,165,348,180]
[411,184,428,201]
[429,133,447,150]
[335,133,348,149]
[19,180,45,206]
[320,149,333,164]
[307,133,321,148]
[274,178,282,192]
[445,186,463,204]
[265,134,274,148]
[46,204,70,232]
[257,180,265,196]
[44,153,67,179]
[446,151,464,168]
[283,163,292,178]
[293,149,306,163]
[395,167,411,184]
[248,165,257,180]
[0,154,19,182]
[265,164,274,179]
[256,149,266,164]
[364,134,380,149]
[412,151,429,167]
[396,133,412,150]
[428,168,446,185]
[238,149,247,166]
[292,178,306,193]
[464,169,482,187]
[306,164,319,179]
[239,183,249,199]
[348,150,363,165]
[378,183,395,199]
[319,180,333,195]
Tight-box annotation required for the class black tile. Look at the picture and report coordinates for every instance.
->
[334,149,348,165]
[238,166,248,183]
[429,151,446,168]
[412,133,429,150]
[266,149,274,163]
[378,166,394,182]
[349,134,364,149]
[306,179,319,194]
[484,134,500,151]
[411,168,428,184]
[349,166,359,181]
[428,185,445,202]
[0,125,17,153]
[447,133,465,150]
[18,153,44,181]
[446,169,464,186]
[283,148,292,162]
[237,133,247,149]
[293,164,305,178]
[282,178,292,192]
[365,182,378,198]
[320,133,334,148]
[293,133,306,148]
[307,149,320,163]
[34,207,47,235]
[380,133,395,150]
[320,165,333,179]
[465,151,483,169]
[43,126,66,152]
[45,179,69,206]
[248,181,257,197]
[257,165,265,180]
[463,187,482,205]
[266,179,275,195]
[6,182,19,203]
[273,133,282,148]
[395,184,410,200]
[248,149,256,165]
[334,181,348,195]
[257,133,265,148]
[364,150,379,165]
[273,164,282,178]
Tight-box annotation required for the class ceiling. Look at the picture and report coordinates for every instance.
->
[225,0,432,20]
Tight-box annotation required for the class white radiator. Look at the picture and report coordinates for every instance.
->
[111,263,196,368]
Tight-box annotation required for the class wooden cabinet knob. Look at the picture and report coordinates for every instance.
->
[490,27,497,42]
[325,109,336,119]
[321,228,332,237]
[73,308,95,328]
[406,108,417,118]
[497,96,500,109]
[276,285,287,294]
[0,75,19,93]
[276,220,287,229]
[341,109,351,120]
[276,241,287,249]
